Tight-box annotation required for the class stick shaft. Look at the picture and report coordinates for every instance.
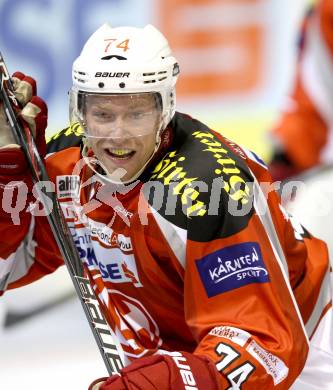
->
[0,52,125,375]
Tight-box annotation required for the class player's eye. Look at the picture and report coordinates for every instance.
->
[128,111,146,120]
[92,110,115,121]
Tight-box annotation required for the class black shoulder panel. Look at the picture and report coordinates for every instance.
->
[143,112,255,242]
[46,123,84,154]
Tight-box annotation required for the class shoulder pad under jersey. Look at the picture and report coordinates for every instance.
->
[46,122,84,154]
[143,112,255,242]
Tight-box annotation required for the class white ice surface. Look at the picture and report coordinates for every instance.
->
[0,270,107,389]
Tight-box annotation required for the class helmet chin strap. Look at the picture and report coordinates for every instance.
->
[81,133,162,186]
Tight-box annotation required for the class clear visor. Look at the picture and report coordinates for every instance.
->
[70,90,163,140]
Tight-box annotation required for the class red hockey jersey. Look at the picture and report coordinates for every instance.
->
[0,112,331,388]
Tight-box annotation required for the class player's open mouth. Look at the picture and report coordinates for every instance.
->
[105,148,136,159]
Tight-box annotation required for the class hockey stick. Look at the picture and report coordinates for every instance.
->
[0,52,125,375]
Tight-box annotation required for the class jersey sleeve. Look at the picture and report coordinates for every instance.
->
[181,142,329,388]
[0,169,64,295]
[0,125,84,294]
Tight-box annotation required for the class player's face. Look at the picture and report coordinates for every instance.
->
[84,93,162,181]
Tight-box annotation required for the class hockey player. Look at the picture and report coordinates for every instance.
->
[269,0,333,181]
[0,24,332,389]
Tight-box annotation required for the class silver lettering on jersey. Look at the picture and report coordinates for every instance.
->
[56,175,80,199]
[76,276,124,375]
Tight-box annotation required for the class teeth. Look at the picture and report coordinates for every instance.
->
[109,149,133,156]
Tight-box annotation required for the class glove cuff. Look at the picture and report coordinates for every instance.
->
[0,147,29,177]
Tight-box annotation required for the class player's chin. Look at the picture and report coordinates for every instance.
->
[103,156,144,181]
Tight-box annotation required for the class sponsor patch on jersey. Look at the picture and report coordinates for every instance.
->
[246,339,289,385]
[209,326,251,347]
[196,242,269,297]
[73,224,142,288]
[56,175,80,199]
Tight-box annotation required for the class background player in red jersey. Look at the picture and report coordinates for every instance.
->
[269,0,333,181]
[0,23,332,389]
[268,0,333,295]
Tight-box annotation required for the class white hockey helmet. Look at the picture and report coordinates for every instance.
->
[70,23,179,132]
